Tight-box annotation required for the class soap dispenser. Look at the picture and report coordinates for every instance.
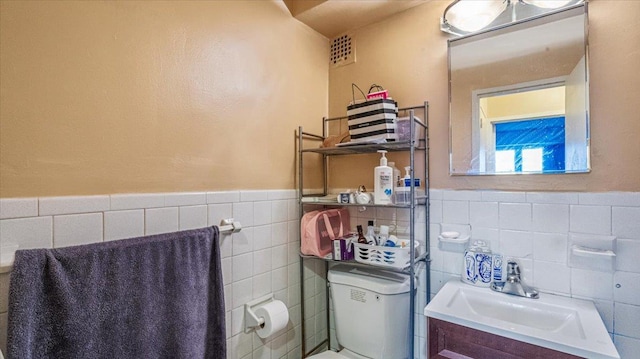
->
[462,240,493,287]
[374,150,393,205]
[403,166,411,187]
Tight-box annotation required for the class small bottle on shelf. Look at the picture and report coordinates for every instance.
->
[389,161,401,187]
[377,225,390,246]
[366,220,376,245]
[356,225,368,244]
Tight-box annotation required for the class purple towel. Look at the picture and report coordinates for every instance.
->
[7,226,226,359]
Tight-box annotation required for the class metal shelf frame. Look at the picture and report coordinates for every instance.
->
[297,102,431,359]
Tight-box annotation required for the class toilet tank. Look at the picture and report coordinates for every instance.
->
[328,265,411,359]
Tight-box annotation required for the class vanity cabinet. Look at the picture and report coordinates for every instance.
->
[428,318,583,359]
[297,102,430,358]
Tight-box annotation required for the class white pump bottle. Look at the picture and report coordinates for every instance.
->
[374,150,393,205]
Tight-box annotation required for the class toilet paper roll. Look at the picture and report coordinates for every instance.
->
[255,300,289,339]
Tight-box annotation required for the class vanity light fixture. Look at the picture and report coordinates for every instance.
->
[521,0,573,8]
[441,0,584,36]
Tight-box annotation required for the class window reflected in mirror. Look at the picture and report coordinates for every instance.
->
[474,83,584,174]
[448,5,589,175]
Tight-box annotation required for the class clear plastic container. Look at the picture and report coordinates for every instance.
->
[394,187,410,205]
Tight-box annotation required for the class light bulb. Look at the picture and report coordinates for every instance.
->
[446,0,508,32]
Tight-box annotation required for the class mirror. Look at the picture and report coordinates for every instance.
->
[448,4,589,175]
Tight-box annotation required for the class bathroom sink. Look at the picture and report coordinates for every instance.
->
[424,279,619,359]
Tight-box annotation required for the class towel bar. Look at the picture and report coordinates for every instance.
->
[219,219,242,233]
[0,221,242,274]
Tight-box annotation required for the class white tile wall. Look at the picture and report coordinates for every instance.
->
[612,206,640,240]
[53,213,103,247]
[0,198,38,219]
[110,193,164,210]
[233,253,254,282]
[207,203,233,227]
[39,195,110,216]
[178,205,208,230]
[579,192,640,207]
[616,239,640,273]
[104,210,144,241]
[533,261,570,295]
[233,202,254,227]
[164,192,206,207]
[616,336,640,359]
[429,190,640,359]
[470,201,499,229]
[614,303,640,339]
[570,268,614,300]
[532,232,568,263]
[145,207,179,235]
[1,189,638,359]
[254,201,272,226]
[482,191,526,203]
[252,272,272,298]
[0,189,302,358]
[614,271,640,306]
[442,200,469,224]
[532,203,569,233]
[207,191,240,204]
[0,216,53,249]
[526,192,579,204]
[499,203,532,231]
[570,205,611,235]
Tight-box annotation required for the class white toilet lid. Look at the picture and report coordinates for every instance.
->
[308,349,369,359]
[307,350,348,359]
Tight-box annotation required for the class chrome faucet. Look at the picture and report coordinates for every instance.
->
[490,260,539,299]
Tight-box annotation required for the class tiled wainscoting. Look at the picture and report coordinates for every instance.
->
[1,189,639,359]
[428,190,640,359]
[0,190,303,359]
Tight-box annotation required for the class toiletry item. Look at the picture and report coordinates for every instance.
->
[374,150,393,205]
[378,225,390,246]
[403,167,421,188]
[355,185,372,204]
[333,236,355,261]
[385,234,399,247]
[403,166,411,186]
[356,225,368,244]
[394,186,410,205]
[403,166,422,187]
[462,240,493,287]
[389,161,401,187]
[394,166,413,205]
[366,220,376,245]
[492,253,504,282]
[364,221,378,246]
[337,192,351,204]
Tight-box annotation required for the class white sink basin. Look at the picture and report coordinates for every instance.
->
[424,279,619,359]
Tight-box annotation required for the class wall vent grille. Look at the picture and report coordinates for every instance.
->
[330,34,355,67]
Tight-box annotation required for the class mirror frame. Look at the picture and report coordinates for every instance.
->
[447,3,590,176]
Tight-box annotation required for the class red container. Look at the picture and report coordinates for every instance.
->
[366,90,388,100]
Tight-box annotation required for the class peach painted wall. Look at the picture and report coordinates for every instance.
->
[0,1,328,197]
[328,0,640,192]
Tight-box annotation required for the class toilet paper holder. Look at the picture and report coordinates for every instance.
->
[244,293,275,333]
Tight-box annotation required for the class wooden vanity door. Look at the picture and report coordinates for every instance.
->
[428,318,583,359]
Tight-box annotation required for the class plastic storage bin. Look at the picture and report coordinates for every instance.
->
[353,240,420,269]
[396,116,422,146]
